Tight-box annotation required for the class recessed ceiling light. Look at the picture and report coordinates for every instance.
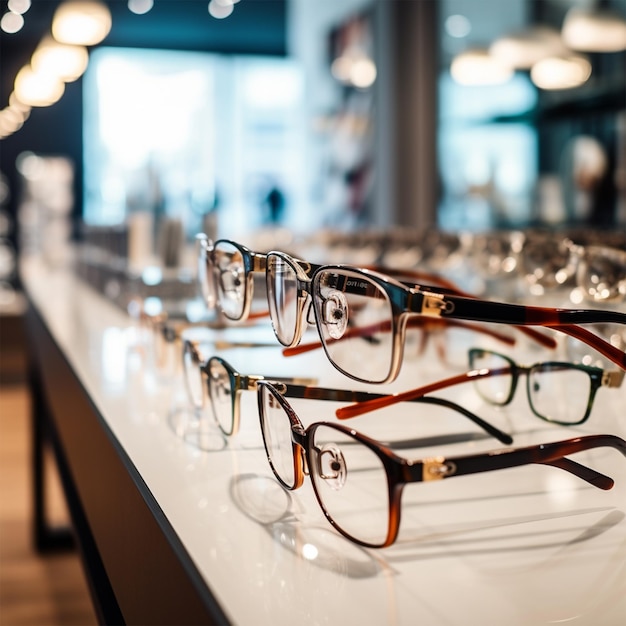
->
[52,1,112,46]
[451,49,513,86]
[562,8,626,52]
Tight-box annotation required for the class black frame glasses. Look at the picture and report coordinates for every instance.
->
[257,380,626,548]
[336,348,625,425]
[270,256,626,383]
[196,235,557,343]
[196,236,626,384]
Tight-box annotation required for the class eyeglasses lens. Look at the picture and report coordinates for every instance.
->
[528,364,591,424]
[208,359,235,435]
[183,344,204,410]
[313,269,394,384]
[259,385,297,488]
[469,350,514,405]
[577,246,626,303]
[214,241,247,320]
[267,254,301,346]
[309,424,390,547]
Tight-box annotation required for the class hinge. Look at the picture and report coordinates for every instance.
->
[422,457,457,481]
[602,370,625,388]
[421,293,451,317]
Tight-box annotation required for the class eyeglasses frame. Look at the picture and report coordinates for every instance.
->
[468,348,625,425]
[257,380,626,548]
[181,341,516,444]
[196,236,626,382]
[336,348,625,423]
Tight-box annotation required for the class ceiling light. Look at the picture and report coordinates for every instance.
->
[7,0,31,14]
[208,0,234,19]
[562,8,626,52]
[531,55,592,90]
[9,92,31,115]
[450,49,514,86]
[350,57,377,89]
[128,0,154,15]
[490,26,567,69]
[445,14,471,39]
[52,1,112,46]
[32,37,89,82]
[14,65,65,107]
[1,11,24,33]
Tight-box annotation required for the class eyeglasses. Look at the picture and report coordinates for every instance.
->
[196,235,275,321]
[196,237,626,383]
[181,341,514,444]
[267,256,626,384]
[137,308,203,372]
[140,307,273,375]
[182,341,313,436]
[196,234,557,354]
[257,380,626,548]
[335,348,625,425]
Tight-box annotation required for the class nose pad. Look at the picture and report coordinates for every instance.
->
[322,290,348,340]
[317,444,347,491]
[305,298,315,326]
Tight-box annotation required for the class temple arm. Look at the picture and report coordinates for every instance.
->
[282,317,516,358]
[420,292,626,371]
[336,368,506,420]
[268,381,512,444]
[411,434,626,490]
[375,264,558,350]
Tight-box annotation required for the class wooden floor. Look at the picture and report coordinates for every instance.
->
[0,383,97,626]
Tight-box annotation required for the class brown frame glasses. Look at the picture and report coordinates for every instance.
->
[257,380,626,548]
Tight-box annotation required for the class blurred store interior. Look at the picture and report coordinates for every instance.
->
[0,2,624,621]
[0,0,625,321]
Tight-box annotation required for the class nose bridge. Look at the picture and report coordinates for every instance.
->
[291,426,309,477]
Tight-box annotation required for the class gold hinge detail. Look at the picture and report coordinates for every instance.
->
[421,293,447,317]
[602,370,625,388]
[422,457,457,481]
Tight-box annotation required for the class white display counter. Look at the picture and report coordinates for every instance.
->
[21,258,626,625]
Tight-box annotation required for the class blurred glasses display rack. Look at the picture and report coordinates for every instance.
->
[76,222,200,318]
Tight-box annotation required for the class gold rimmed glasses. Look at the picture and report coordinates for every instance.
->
[181,342,515,444]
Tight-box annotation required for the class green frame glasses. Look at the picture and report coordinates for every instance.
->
[336,348,625,426]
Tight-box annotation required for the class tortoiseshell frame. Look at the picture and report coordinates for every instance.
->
[335,348,624,423]
[257,381,626,549]
[182,343,513,444]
